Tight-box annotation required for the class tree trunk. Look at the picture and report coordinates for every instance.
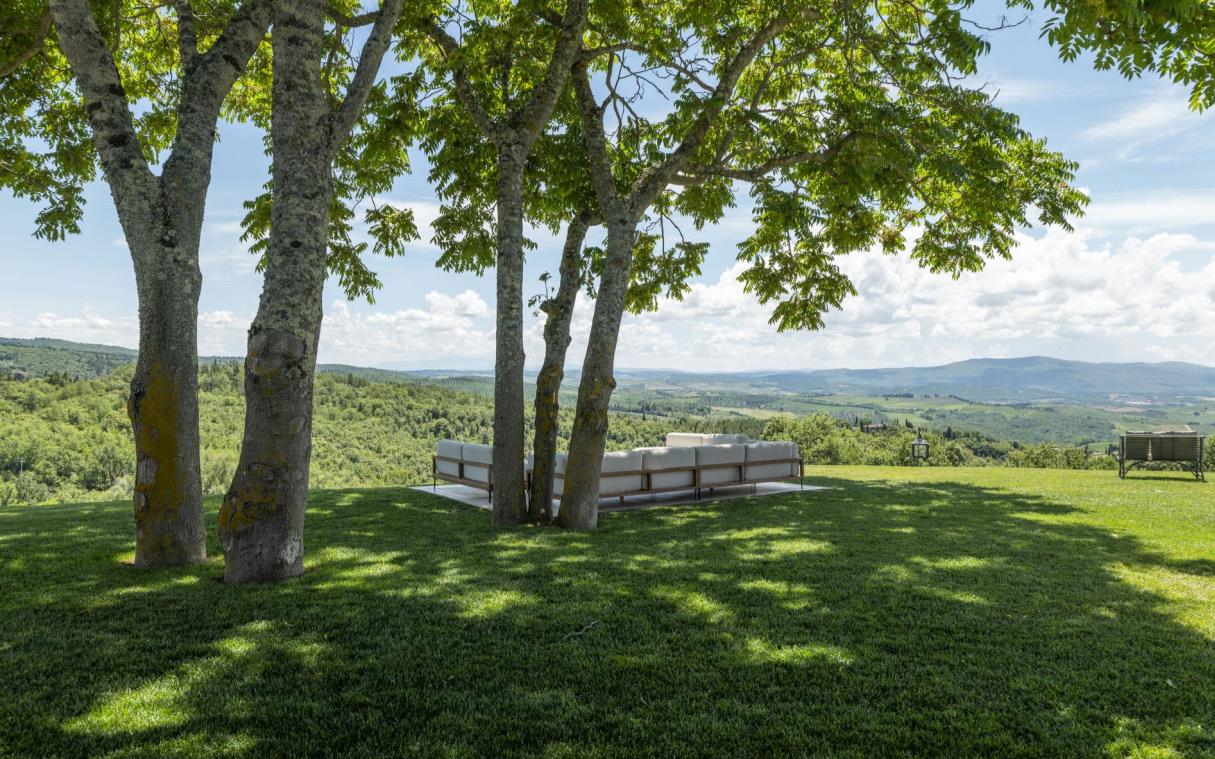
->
[126,199,206,566]
[556,222,635,530]
[49,0,231,567]
[492,143,528,525]
[528,217,589,522]
[219,0,330,583]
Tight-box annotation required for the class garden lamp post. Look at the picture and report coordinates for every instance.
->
[912,432,929,464]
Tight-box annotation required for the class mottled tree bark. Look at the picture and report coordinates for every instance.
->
[528,217,589,522]
[126,196,207,566]
[220,0,329,583]
[49,0,269,565]
[220,0,402,583]
[555,223,633,530]
[492,144,529,525]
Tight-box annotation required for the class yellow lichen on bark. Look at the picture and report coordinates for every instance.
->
[130,364,181,528]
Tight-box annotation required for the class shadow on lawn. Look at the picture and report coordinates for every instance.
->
[2,477,1214,757]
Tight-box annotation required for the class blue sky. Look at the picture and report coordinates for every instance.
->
[1,3,1212,371]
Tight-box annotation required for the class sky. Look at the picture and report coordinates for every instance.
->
[1,3,1212,372]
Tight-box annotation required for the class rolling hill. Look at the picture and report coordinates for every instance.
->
[4,337,1214,403]
[613,356,1215,403]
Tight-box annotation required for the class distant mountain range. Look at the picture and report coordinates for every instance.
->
[4,337,1214,403]
[612,356,1215,402]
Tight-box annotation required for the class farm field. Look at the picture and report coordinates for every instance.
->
[2,467,1213,757]
[607,385,1215,448]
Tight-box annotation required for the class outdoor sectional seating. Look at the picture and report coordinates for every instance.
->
[550,436,802,504]
[435,432,803,506]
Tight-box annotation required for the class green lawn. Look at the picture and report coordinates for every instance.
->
[2,467,1214,757]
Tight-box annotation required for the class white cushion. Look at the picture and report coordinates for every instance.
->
[436,439,462,477]
[701,433,750,445]
[599,450,643,495]
[552,453,567,496]
[695,444,745,486]
[551,452,642,497]
[665,433,706,448]
[461,443,492,484]
[642,447,696,490]
[744,441,798,480]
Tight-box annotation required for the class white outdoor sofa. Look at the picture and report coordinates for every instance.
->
[435,433,803,506]
[432,440,496,501]
[546,433,802,505]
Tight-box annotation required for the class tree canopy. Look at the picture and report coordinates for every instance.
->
[1027,0,1214,109]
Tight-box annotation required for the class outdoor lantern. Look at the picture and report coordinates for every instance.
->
[912,433,930,463]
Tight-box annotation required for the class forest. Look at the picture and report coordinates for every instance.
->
[6,362,1187,506]
[0,364,764,505]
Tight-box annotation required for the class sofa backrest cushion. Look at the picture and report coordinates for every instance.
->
[599,450,643,495]
[695,444,745,486]
[665,432,705,448]
[701,433,750,445]
[744,441,798,480]
[666,432,751,447]
[461,443,493,484]
[436,439,463,477]
[641,446,696,490]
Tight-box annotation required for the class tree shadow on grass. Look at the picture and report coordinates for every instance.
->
[1,476,1214,757]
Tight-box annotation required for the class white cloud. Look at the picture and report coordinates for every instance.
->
[1080,189,1215,234]
[1077,91,1209,161]
[198,310,248,355]
[11,226,1215,373]
[590,228,1215,370]
[982,77,1097,105]
[319,290,493,365]
[423,289,489,318]
[1079,96,1194,142]
[195,289,497,364]
[7,307,138,348]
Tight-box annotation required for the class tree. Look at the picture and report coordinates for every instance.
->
[3,0,271,565]
[1028,0,1213,109]
[527,214,591,520]
[556,0,1087,529]
[219,0,405,583]
[417,0,589,525]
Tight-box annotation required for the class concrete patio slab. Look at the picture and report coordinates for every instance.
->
[411,480,826,513]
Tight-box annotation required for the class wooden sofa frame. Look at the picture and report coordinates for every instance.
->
[432,454,494,502]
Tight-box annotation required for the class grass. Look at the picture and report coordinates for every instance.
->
[2,467,1215,757]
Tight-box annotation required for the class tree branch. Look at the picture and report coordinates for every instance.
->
[48,0,155,204]
[540,213,593,317]
[628,7,819,212]
[426,20,499,142]
[679,131,859,183]
[510,0,589,145]
[173,0,198,69]
[110,0,121,53]
[329,0,406,147]
[0,10,53,78]
[168,0,272,165]
[327,3,379,27]
[572,62,626,223]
